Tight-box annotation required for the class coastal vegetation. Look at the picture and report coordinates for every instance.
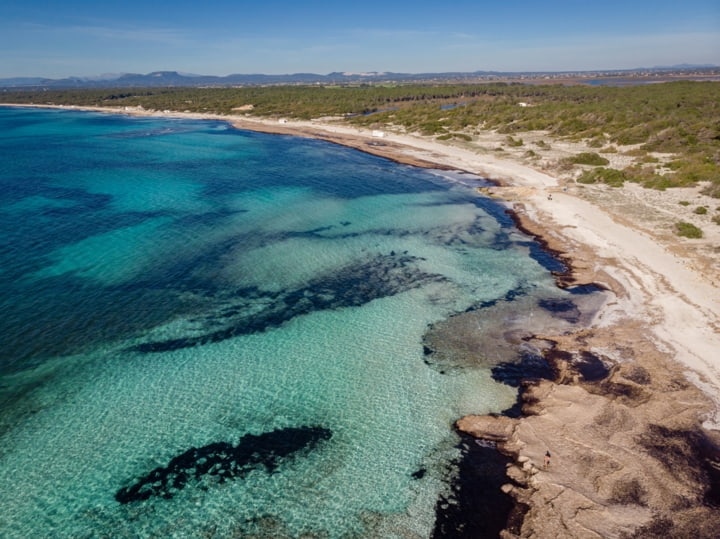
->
[564,152,609,166]
[2,81,719,195]
[674,221,703,238]
[577,167,627,187]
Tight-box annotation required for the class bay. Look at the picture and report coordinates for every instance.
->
[0,107,577,537]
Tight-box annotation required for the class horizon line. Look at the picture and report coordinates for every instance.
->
[2,64,720,82]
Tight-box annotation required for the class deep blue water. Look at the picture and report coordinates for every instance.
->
[0,107,584,537]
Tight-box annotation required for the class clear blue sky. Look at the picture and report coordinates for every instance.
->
[2,0,719,78]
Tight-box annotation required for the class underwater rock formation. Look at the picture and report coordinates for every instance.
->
[116,426,332,504]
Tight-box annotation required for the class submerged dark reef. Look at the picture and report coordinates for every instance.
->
[116,426,332,504]
[432,432,522,538]
[131,252,445,352]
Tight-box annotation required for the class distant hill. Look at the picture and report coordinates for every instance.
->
[0,70,511,88]
[1,67,718,89]
[651,63,719,69]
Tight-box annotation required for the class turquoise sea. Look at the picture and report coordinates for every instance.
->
[0,107,597,537]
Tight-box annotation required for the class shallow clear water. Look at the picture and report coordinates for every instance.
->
[1,107,569,537]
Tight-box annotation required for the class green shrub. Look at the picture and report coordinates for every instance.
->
[641,175,677,191]
[535,140,550,149]
[601,146,618,153]
[623,165,682,190]
[577,167,627,187]
[566,152,610,166]
[675,222,703,238]
[694,206,708,215]
[419,122,447,135]
[678,200,690,206]
[506,135,524,147]
[556,117,588,135]
[576,175,597,185]
[615,125,651,145]
[665,160,686,171]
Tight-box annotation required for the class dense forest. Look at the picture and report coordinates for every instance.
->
[2,82,719,196]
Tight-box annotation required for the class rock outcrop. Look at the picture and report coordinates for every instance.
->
[457,324,720,538]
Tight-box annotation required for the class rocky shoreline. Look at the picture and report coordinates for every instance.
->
[453,226,720,537]
[457,325,720,538]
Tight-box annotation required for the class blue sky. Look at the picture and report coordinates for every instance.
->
[2,0,719,78]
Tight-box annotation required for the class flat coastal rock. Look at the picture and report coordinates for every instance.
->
[456,415,517,442]
[460,324,720,538]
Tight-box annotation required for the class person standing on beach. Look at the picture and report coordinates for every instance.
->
[544,451,551,469]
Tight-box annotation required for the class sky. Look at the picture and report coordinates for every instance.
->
[1,0,719,78]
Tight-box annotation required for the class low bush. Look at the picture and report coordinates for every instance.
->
[566,152,610,166]
[614,125,651,145]
[506,135,524,147]
[675,222,703,238]
[665,159,686,171]
[694,206,708,215]
[639,175,677,190]
[623,165,682,190]
[437,132,472,141]
[419,122,447,135]
[577,167,627,187]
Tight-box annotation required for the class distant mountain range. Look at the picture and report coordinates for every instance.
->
[1,66,718,89]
